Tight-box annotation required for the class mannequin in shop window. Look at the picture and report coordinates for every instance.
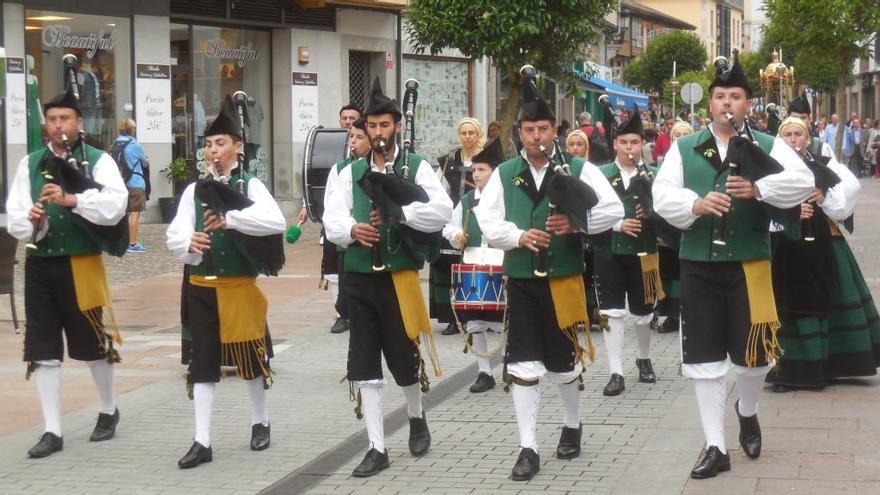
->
[79,61,101,137]
[26,55,45,154]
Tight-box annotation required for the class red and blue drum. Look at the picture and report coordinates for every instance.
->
[451,264,506,312]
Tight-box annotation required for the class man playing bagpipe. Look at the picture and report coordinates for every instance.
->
[592,108,664,397]
[475,67,624,481]
[441,138,506,393]
[6,85,128,458]
[323,77,452,477]
[166,94,286,469]
[652,51,813,479]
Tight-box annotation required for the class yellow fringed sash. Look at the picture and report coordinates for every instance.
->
[741,260,782,367]
[548,274,595,365]
[390,270,442,377]
[70,254,121,353]
[827,217,843,237]
[190,275,270,380]
[638,252,666,305]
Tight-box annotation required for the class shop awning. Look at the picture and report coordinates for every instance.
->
[573,69,649,111]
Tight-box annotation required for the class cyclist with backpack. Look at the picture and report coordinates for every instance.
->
[112,119,149,252]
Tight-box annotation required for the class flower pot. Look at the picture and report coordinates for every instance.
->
[159,197,179,223]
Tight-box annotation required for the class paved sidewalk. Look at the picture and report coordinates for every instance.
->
[0,180,879,494]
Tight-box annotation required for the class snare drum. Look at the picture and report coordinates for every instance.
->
[451,264,506,311]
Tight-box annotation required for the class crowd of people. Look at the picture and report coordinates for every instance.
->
[6,50,879,486]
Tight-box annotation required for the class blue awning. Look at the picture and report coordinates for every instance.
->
[573,69,649,111]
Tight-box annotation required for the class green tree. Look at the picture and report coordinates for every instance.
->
[405,0,615,147]
[764,0,880,157]
[621,31,707,99]
[738,51,767,99]
[661,70,710,113]
[794,51,844,93]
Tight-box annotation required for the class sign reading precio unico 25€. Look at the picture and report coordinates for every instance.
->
[41,24,117,59]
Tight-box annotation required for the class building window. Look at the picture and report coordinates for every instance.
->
[24,10,132,153]
[717,5,731,58]
[349,51,372,109]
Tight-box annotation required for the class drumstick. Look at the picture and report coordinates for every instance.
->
[460,208,471,256]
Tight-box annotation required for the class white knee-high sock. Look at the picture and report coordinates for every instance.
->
[87,359,115,414]
[326,274,339,314]
[471,333,491,374]
[359,385,384,452]
[694,378,727,453]
[604,317,624,375]
[402,383,423,418]
[34,365,62,436]
[635,322,652,360]
[735,367,772,417]
[246,378,269,426]
[193,382,215,448]
[557,381,581,429]
[512,383,540,452]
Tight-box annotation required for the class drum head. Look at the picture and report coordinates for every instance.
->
[303,126,350,222]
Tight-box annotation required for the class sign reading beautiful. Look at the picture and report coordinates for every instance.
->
[42,24,117,59]
[204,40,262,68]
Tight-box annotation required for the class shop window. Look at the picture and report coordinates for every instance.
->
[349,51,372,109]
[24,10,132,153]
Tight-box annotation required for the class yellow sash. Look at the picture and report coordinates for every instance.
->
[190,275,270,380]
[638,252,666,305]
[548,274,594,364]
[741,260,782,367]
[70,255,121,358]
[390,270,442,377]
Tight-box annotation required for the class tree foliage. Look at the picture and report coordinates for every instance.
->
[405,0,615,148]
[793,51,841,93]
[764,0,880,156]
[661,70,710,111]
[621,30,706,97]
[737,51,767,99]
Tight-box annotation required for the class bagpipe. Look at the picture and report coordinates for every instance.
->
[798,145,840,242]
[26,54,129,257]
[520,65,600,277]
[357,79,441,270]
[195,91,285,278]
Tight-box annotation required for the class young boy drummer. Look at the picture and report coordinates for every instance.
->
[442,138,507,393]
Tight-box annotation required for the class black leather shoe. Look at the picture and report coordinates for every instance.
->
[90,409,120,442]
[690,446,731,479]
[441,322,459,335]
[408,413,431,457]
[469,372,496,393]
[330,317,348,334]
[511,447,540,481]
[178,441,212,469]
[736,400,762,459]
[556,424,582,459]
[27,432,63,458]
[250,423,270,451]
[352,448,389,477]
[603,373,625,396]
[636,359,657,384]
[657,316,679,334]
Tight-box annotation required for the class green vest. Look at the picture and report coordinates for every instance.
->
[191,173,260,278]
[27,146,105,258]
[459,190,483,248]
[498,155,586,278]
[677,128,776,262]
[344,152,428,273]
[592,162,659,258]
[334,158,353,253]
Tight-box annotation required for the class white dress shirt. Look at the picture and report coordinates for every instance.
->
[6,143,128,243]
[166,176,287,266]
[652,125,813,231]
[608,159,641,233]
[819,154,860,221]
[475,150,624,251]
[323,146,453,246]
[443,188,487,250]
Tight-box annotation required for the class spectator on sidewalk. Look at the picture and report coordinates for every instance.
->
[113,119,149,252]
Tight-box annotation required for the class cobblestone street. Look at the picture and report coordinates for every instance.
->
[0,181,879,495]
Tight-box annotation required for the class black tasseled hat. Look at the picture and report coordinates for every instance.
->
[709,50,752,97]
[471,138,505,169]
[518,73,555,123]
[43,85,81,116]
[615,105,645,138]
[364,76,402,120]
[788,93,811,115]
[205,95,242,139]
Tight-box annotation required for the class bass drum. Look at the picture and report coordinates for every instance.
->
[302,126,350,222]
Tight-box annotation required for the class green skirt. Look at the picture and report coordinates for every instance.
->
[771,237,880,387]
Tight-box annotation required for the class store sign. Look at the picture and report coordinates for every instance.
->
[291,72,318,142]
[42,24,117,59]
[135,63,172,144]
[5,57,28,145]
[204,39,262,68]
